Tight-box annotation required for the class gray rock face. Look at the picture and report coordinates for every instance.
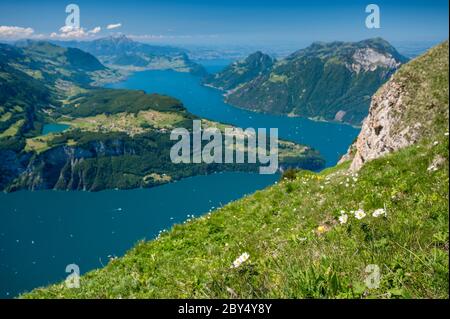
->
[341,40,449,171]
[1,138,132,191]
[345,79,420,171]
[350,48,401,74]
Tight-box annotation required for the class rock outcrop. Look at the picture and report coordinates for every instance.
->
[348,80,417,170]
[342,41,449,171]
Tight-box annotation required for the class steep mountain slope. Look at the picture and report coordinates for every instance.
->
[11,41,110,85]
[0,62,53,137]
[24,41,448,299]
[52,35,207,75]
[203,51,274,90]
[0,41,112,143]
[205,38,407,125]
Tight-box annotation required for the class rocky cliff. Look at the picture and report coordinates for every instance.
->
[1,138,133,191]
[341,41,449,170]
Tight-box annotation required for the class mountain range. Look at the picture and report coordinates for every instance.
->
[204,38,408,125]
[51,35,207,75]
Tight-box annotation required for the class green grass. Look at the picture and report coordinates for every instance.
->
[0,119,25,138]
[22,133,449,299]
[0,111,12,122]
[62,110,186,135]
[389,41,449,140]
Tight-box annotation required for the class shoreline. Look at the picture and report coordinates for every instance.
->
[203,83,363,129]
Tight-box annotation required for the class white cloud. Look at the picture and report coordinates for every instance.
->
[89,27,101,34]
[0,26,34,39]
[50,26,101,39]
[106,23,122,30]
[59,25,75,33]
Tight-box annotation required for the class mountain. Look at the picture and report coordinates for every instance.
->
[54,34,187,57]
[0,41,113,142]
[203,51,274,90]
[4,41,108,85]
[0,61,53,144]
[205,38,408,125]
[52,35,207,76]
[23,41,448,299]
[0,41,324,192]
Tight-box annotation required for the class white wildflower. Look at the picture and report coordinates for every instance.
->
[354,209,366,220]
[231,252,250,268]
[445,132,449,136]
[433,141,439,146]
[338,213,348,224]
[372,208,387,218]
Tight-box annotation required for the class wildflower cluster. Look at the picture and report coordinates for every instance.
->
[338,207,387,224]
[338,172,359,188]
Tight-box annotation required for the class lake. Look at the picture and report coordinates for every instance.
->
[41,123,70,135]
[0,60,359,298]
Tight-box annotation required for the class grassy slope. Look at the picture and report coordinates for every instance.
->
[23,42,449,299]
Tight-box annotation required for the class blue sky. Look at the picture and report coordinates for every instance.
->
[0,0,448,46]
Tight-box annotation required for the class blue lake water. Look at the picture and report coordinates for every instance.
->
[1,60,359,298]
[0,172,278,298]
[41,123,70,135]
